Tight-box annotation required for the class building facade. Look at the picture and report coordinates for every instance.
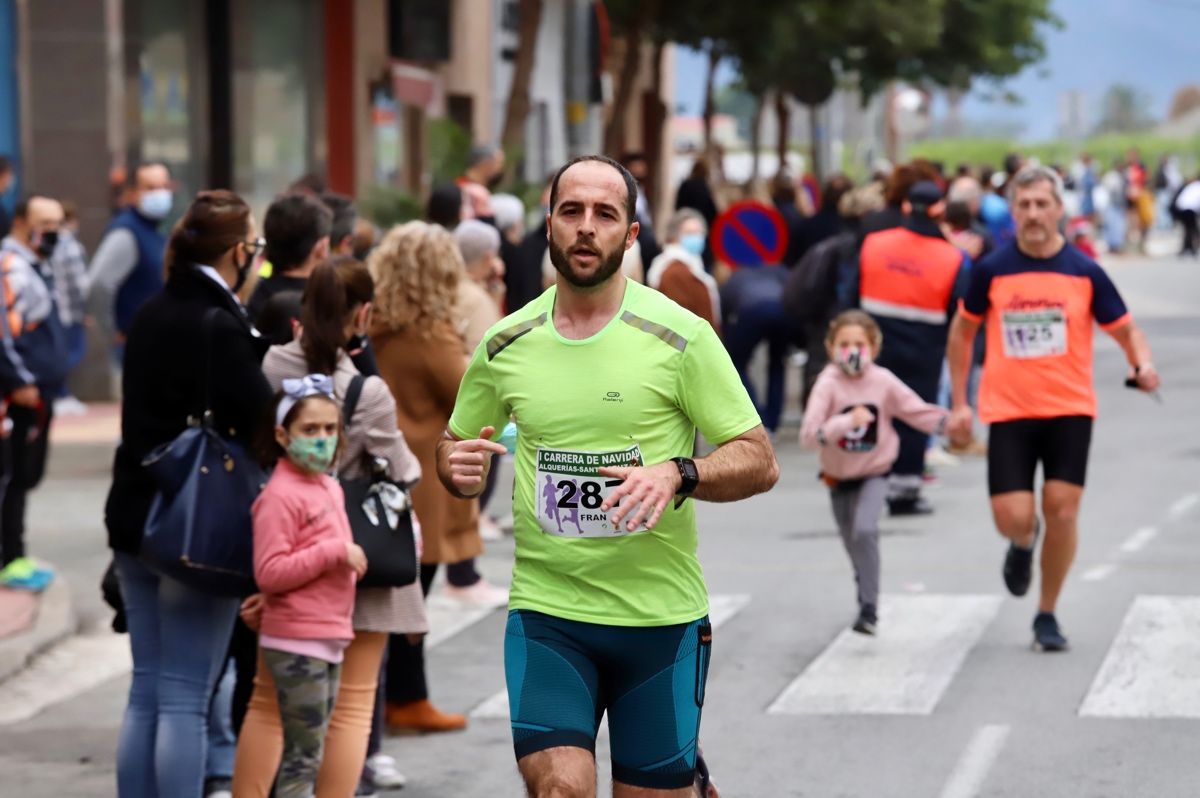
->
[1,0,672,246]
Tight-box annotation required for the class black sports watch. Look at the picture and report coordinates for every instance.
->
[670,457,700,497]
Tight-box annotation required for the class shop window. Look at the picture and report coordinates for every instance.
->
[388,0,451,62]
[231,0,326,213]
[123,0,208,212]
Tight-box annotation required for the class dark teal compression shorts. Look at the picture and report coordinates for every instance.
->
[504,609,713,790]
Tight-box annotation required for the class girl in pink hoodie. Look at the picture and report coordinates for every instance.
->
[253,374,367,798]
[800,311,947,636]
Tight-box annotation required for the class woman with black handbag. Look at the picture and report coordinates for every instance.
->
[104,190,273,798]
[234,256,426,796]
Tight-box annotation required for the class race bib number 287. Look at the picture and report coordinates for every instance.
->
[534,445,644,537]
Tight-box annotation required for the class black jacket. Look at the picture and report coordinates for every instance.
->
[675,177,718,228]
[858,205,907,242]
[509,222,550,313]
[104,266,273,554]
[246,273,307,323]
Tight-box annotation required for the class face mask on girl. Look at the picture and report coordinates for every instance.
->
[835,345,871,377]
[286,433,338,474]
[680,233,706,257]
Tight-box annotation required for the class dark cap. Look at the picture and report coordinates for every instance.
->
[908,180,944,209]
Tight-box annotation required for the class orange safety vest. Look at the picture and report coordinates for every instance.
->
[859,227,962,325]
[0,252,23,337]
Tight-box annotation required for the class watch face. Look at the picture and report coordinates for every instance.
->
[676,457,699,493]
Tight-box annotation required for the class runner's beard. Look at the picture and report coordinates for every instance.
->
[549,236,625,290]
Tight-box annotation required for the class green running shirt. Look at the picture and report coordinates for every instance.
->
[448,279,761,626]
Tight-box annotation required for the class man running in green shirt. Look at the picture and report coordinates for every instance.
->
[437,155,778,797]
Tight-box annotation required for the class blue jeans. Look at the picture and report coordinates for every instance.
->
[724,301,791,433]
[207,659,237,780]
[56,323,87,399]
[114,551,239,798]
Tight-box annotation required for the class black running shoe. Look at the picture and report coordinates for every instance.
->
[852,603,878,636]
[1032,612,1069,652]
[887,496,935,516]
[694,750,720,797]
[1002,520,1039,597]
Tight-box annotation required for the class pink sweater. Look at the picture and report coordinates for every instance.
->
[252,458,355,641]
[800,363,948,481]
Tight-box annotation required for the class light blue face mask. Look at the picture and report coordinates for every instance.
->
[138,189,173,221]
[680,233,707,257]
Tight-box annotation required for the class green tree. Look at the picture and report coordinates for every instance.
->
[1094,84,1155,135]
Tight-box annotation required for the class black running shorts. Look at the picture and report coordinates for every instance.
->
[987,415,1094,495]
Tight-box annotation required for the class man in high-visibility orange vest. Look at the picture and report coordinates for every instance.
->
[852,181,970,516]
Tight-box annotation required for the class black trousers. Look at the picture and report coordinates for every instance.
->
[885,363,942,482]
[801,320,831,410]
[384,563,439,704]
[1181,210,1199,255]
[1,403,53,566]
[227,616,258,734]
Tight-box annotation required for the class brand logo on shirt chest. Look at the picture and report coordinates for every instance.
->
[602,391,623,404]
[1005,294,1066,312]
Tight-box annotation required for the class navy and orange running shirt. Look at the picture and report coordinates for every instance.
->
[959,241,1131,423]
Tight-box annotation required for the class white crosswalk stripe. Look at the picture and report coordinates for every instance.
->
[768,594,1002,716]
[470,593,752,720]
[20,591,1200,731]
[1080,595,1200,718]
[0,632,131,725]
[424,594,502,650]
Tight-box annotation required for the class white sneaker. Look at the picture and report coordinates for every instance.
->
[441,578,509,608]
[924,446,961,468]
[366,753,407,789]
[479,515,503,542]
[53,396,88,416]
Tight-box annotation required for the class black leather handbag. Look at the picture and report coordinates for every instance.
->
[339,375,418,588]
[139,308,264,597]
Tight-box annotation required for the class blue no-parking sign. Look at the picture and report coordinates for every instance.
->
[711,201,788,268]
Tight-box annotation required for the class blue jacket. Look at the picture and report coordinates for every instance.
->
[0,238,70,393]
[107,207,166,335]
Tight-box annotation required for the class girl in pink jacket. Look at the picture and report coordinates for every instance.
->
[253,374,367,798]
[800,311,947,636]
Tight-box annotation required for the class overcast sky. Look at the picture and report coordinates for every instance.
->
[673,0,1200,140]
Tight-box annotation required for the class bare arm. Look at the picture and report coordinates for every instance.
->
[1106,319,1160,391]
[946,312,982,443]
[947,312,980,409]
[691,424,780,502]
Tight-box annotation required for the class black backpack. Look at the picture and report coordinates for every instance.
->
[783,231,856,322]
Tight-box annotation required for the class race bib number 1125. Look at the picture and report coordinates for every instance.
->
[534,445,644,537]
[1001,309,1067,359]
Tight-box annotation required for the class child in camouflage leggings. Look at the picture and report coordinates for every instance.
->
[253,380,368,797]
[262,650,341,796]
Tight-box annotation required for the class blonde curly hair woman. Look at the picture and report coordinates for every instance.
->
[368,220,494,734]
[369,220,462,334]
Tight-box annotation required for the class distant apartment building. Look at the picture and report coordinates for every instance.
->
[0,0,673,246]
[1058,90,1089,140]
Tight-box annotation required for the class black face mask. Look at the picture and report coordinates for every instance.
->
[35,230,59,259]
[231,249,253,294]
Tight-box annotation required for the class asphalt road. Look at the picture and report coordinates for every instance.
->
[2,251,1197,797]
